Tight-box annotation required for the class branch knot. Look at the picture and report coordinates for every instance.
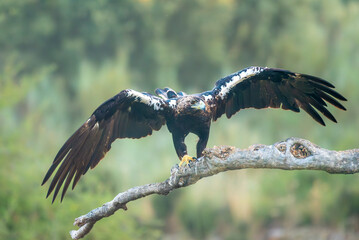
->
[290,142,311,159]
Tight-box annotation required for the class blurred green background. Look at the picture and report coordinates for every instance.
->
[1,0,359,239]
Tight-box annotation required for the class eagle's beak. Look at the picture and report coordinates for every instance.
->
[191,101,206,110]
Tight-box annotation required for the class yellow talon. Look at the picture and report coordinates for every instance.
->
[179,155,196,167]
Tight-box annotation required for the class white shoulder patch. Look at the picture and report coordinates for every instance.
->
[151,98,162,111]
[218,67,264,99]
[127,90,163,111]
[203,94,213,102]
[169,99,177,108]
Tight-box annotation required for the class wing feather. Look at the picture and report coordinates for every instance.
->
[42,89,168,202]
[317,91,346,110]
[202,67,346,124]
[308,96,337,123]
[61,166,76,201]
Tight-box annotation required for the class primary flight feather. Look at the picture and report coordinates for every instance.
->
[42,66,347,202]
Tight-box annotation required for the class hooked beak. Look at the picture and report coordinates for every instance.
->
[191,101,206,110]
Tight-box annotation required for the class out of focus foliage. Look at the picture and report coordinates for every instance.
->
[1,0,359,239]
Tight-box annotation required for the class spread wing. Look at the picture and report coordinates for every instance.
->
[42,89,167,202]
[201,66,347,123]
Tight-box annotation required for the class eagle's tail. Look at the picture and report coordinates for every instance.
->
[155,88,186,100]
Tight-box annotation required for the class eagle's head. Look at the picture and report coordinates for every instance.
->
[190,98,206,111]
[176,95,206,114]
[176,96,206,114]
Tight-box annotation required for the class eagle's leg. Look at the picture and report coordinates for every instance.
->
[172,133,187,158]
[172,133,195,167]
[196,130,209,158]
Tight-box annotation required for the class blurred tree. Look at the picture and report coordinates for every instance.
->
[1,0,359,239]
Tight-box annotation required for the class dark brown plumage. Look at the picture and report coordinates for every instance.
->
[42,66,347,202]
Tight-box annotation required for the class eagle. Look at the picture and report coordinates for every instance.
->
[42,66,347,202]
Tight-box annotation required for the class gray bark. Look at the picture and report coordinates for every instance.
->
[69,137,359,239]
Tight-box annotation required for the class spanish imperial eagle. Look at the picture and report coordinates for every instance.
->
[42,66,347,202]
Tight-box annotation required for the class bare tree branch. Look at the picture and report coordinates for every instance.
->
[69,137,359,239]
